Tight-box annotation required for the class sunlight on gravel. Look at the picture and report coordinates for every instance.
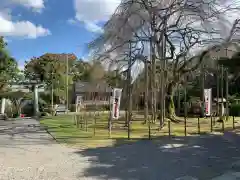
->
[0,119,93,180]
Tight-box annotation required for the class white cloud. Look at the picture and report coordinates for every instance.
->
[83,20,103,33]
[2,0,45,12]
[14,0,44,9]
[67,18,77,25]
[0,14,50,38]
[0,0,50,39]
[73,0,120,33]
[68,18,103,33]
[0,8,12,20]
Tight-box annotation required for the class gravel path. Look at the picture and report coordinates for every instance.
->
[0,119,91,180]
[1,119,240,180]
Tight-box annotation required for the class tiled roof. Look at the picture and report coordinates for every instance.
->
[74,81,112,93]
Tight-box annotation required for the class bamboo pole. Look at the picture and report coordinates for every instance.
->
[233,116,235,129]
[198,117,200,134]
[168,120,171,138]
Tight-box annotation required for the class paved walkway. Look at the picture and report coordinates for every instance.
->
[0,119,240,180]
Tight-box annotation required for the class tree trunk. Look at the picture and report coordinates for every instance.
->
[14,100,21,117]
[18,105,21,116]
[151,40,157,123]
[127,42,132,139]
[226,69,229,120]
[144,59,149,124]
[165,82,181,123]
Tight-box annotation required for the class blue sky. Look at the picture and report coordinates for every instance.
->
[0,0,120,68]
[2,0,238,70]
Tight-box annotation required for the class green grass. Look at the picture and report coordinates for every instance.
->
[162,117,238,136]
[40,114,240,149]
[40,114,154,148]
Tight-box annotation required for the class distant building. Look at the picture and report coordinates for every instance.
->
[72,81,112,106]
[10,84,45,92]
[10,85,30,92]
[210,44,239,59]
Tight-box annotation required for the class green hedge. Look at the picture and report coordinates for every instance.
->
[229,104,240,116]
[69,104,110,112]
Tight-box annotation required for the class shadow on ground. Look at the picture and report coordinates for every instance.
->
[0,119,57,146]
[75,132,240,180]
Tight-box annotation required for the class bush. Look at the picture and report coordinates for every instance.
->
[229,104,240,116]
[85,104,100,111]
[41,112,50,117]
[22,103,34,116]
[100,104,110,111]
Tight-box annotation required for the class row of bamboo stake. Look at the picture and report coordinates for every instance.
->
[167,116,237,138]
[73,113,238,139]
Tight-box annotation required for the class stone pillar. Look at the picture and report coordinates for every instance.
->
[34,85,39,117]
[221,103,225,116]
[1,98,6,114]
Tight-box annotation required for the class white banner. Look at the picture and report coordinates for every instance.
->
[112,88,122,119]
[75,96,83,112]
[204,88,212,116]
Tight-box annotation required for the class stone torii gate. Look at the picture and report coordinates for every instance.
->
[1,81,44,117]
